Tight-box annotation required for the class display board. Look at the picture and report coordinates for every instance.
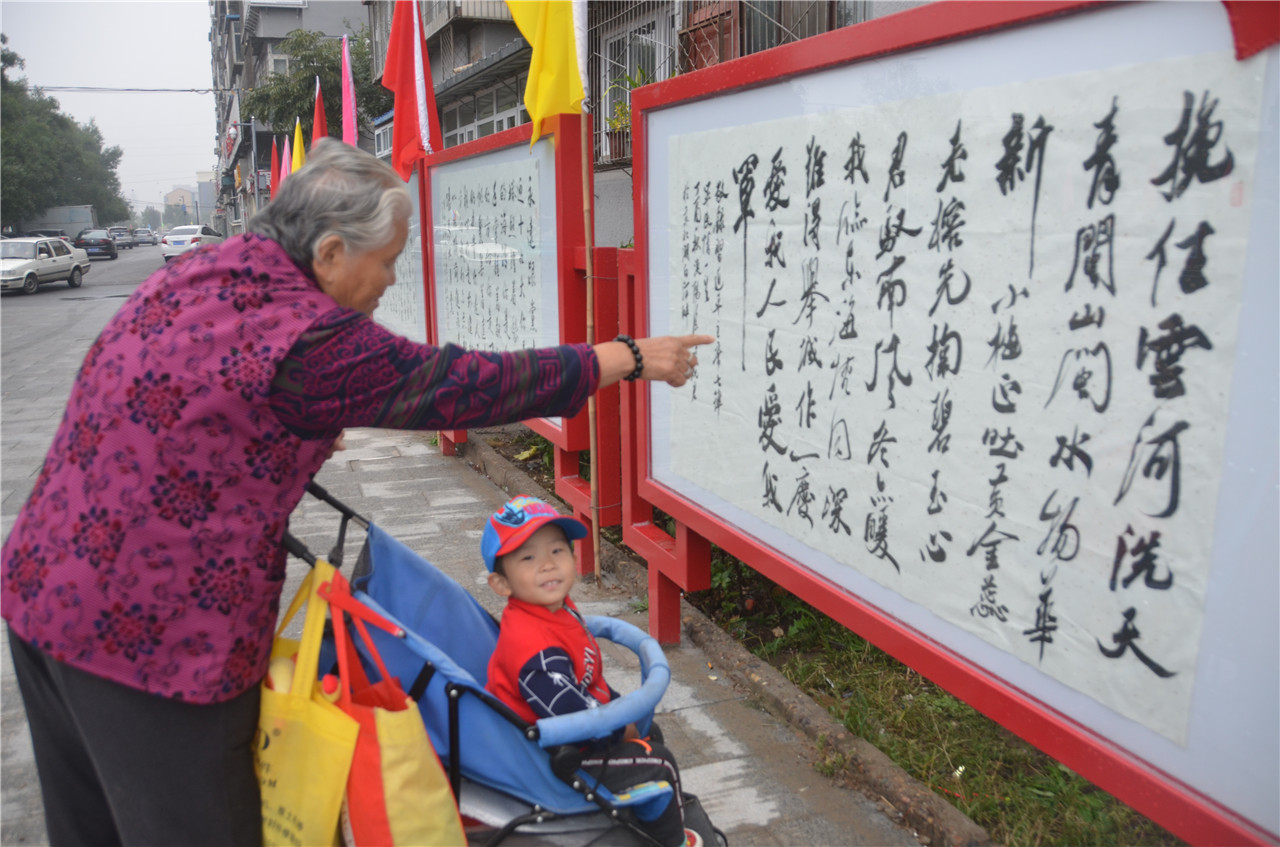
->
[423,116,590,452]
[373,168,428,343]
[429,132,561,353]
[635,2,1277,843]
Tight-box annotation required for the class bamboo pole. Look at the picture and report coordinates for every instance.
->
[582,111,601,580]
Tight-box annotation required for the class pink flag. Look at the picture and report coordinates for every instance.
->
[341,34,357,145]
[280,136,292,184]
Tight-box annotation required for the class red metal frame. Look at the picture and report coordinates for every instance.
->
[554,244,622,575]
[624,2,1275,845]
[618,248,711,641]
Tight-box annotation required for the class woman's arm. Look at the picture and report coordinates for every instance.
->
[270,309,593,437]
[272,309,713,439]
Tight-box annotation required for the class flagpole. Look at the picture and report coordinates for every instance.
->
[506,0,598,575]
[583,109,601,581]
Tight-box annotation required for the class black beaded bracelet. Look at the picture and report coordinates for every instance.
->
[616,334,644,381]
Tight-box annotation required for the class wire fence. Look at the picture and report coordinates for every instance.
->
[587,1,873,165]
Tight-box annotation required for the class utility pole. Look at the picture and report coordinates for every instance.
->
[249,117,260,218]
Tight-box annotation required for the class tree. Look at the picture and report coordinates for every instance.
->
[163,204,191,228]
[141,206,161,230]
[0,35,131,228]
[243,26,394,145]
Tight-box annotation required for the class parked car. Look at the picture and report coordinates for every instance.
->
[160,225,226,261]
[108,226,135,249]
[133,227,158,246]
[74,229,119,260]
[0,237,91,294]
[28,229,71,242]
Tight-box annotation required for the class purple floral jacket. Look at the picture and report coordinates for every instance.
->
[1,235,597,703]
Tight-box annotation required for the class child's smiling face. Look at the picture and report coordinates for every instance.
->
[488,523,578,613]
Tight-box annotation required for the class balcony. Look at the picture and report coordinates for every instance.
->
[422,0,513,41]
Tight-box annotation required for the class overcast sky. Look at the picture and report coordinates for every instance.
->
[2,0,217,212]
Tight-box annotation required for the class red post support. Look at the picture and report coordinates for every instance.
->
[649,563,684,644]
[553,246,622,531]
[438,429,465,456]
[615,247,712,642]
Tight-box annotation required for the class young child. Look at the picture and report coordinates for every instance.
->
[482,495,710,847]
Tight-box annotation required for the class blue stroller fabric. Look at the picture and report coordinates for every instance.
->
[346,523,672,818]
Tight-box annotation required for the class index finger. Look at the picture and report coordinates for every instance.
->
[679,334,716,347]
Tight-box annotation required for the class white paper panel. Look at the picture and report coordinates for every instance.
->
[643,2,1277,836]
[430,139,561,352]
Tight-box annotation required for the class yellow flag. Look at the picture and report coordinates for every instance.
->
[292,117,306,171]
[507,0,585,143]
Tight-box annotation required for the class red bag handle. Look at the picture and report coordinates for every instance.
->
[318,574,404,638]
[322,573,402,706]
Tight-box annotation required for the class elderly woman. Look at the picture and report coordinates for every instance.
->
[1,138,709,846]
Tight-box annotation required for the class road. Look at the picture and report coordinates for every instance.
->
[0,241,168,846]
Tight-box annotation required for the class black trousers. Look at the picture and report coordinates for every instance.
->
[581,735,690,847]
[8,628,261,847]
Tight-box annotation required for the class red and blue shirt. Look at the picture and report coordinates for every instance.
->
[486,596,616,728]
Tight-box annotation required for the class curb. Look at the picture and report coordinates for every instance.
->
[456,427,993,847]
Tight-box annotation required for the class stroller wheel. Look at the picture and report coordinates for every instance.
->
[679,793,724,847]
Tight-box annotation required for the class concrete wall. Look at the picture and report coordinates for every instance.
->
[868,1,930,20]
[18,205,98,235]
[254,1,365,39]
[593,169,636,249]
[474,22,521,58]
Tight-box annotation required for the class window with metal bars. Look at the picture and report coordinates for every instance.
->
[587,1,872,165]
[441,76,528,148]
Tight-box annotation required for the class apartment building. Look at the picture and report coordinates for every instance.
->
[208,0,369,233]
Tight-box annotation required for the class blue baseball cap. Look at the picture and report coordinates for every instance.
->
[482,496,588,572]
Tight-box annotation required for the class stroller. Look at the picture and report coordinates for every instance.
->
[286,482,711,847]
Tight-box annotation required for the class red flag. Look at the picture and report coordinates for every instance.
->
[382,0,442,180]
[312,75,328,143]
[269,135,280,198]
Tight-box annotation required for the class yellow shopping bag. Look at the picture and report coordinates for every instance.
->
[257,560,359,847]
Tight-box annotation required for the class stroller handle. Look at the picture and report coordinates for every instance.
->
[534,616,671,749]
[285,482,371,568]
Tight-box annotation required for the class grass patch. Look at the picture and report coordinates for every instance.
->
[686,557,1187,847]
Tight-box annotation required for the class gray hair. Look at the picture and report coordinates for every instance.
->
[248,137,411,271]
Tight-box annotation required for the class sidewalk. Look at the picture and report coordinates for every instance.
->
[1,424,990,846]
